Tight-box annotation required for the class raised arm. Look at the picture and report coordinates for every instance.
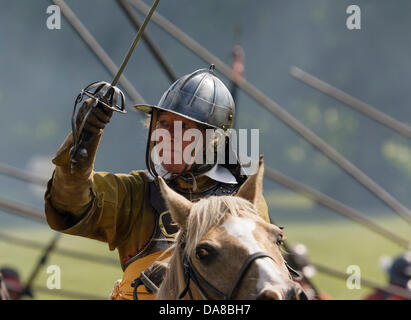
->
[48,98,113,219]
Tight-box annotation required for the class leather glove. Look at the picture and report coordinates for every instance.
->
[70,98,114,167]
[49,94,118,217]
[75,98,114,135]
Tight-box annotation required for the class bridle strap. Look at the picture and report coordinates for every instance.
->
[131,271,159,300]
[179,251,274,300]
[186,257,226,300]
[227,252,273,299]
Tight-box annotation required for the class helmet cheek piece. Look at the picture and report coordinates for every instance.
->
[145,109,160,179]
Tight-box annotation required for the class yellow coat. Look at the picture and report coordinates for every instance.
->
[44,133,270,300]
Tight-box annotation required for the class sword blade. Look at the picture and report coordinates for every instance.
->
[112,0,160,86]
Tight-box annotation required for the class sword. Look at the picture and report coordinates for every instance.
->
[112,0,160,87]
[69,0,160,170]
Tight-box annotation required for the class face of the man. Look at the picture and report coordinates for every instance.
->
[155,112,204,173]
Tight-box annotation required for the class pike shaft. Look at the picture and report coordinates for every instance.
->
[112,0,160,86]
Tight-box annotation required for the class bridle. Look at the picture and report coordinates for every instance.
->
[130,248,274,300]
[178,242,275,300]
[131,235,305,300]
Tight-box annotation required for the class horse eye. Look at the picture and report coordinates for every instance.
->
[195,247,209,260]
[276,234,284,246]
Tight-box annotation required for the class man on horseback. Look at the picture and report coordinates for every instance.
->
[44,66,270,299]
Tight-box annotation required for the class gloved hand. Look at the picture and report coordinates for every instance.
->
[49,89,121,217]
[70,97,114,166]
[75,98,114,135]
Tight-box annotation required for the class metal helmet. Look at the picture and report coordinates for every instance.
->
[135,65,239,181]
[134,65,235,130]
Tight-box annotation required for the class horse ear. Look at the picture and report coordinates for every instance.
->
[157,176,192,227]
[235,155,264,207]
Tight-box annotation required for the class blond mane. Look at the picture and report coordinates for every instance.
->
[156,195,259,299]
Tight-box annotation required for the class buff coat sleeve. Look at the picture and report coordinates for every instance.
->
[43,132,149,250]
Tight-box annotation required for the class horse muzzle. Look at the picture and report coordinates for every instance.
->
[256,282,309,300]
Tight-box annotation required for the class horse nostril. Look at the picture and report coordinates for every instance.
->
[285,284,309,300]
[297,288,309,300]
[256,289,283,300]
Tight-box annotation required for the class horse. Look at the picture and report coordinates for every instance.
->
[155,157,308,300]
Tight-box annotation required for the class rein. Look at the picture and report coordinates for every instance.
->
[178,244,274,300]
[131,271,159,300]
[132,235,303,300]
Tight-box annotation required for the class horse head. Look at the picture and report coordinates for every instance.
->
[156,157,308,300]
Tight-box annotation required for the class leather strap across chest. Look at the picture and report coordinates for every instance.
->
[148,179,241,237]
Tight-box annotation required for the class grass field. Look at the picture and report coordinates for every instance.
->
[0,209,410,300]
[283,214,410,299]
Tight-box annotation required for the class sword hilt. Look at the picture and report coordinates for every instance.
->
[69,81,126,173]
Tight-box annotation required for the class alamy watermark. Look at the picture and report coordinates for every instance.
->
[46,5,61,30]
[346,5,361,30]
[46,265,61,290]
[346,265,361,289]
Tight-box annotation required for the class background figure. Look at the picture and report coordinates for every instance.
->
[365,252,411,300]
[0,267,25,300]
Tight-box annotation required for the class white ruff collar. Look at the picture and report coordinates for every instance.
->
[200,165,237,184]
[150,149,237,184]
[150,163,237,185]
